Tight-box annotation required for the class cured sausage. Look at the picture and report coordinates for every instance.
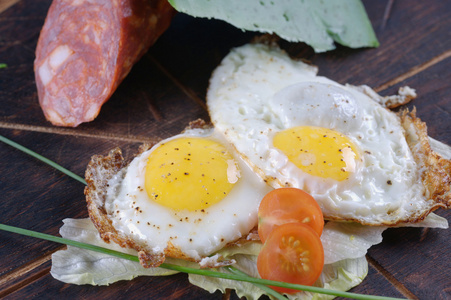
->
[34,0,175,127]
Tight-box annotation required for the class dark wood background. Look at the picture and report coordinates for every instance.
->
[0,0,450,299]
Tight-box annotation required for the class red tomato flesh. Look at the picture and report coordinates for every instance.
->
[258,188,324,243]
[257,223,324,294]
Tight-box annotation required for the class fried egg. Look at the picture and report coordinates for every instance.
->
[207,43,451,226]
[85,124,271,267]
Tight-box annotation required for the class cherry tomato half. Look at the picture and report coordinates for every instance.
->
[258,188,324,243]
[257,223,324,294]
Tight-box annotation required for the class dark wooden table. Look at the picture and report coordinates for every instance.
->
[1,0,450,299]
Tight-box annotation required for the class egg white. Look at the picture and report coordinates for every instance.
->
[104,127,271,261]
[207,43,426,225]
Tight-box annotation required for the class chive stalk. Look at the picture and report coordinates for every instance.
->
[0,134,406,299]
[0,223,404,300]
[0,135,86,185]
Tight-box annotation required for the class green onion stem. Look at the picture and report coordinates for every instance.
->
[0,136,288,299]
[0,134,407,300]
[0,223,405,300]
[0,135,86,185]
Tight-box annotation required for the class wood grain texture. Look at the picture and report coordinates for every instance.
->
[312,0,451,87]
[382,56,451,145]
[0,0,19,14]
[0,254,52,298]
[0,0,450,299]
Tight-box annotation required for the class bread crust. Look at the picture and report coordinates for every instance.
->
[85,145,203,267]
[85,120,255,267]
[85,114,451,267]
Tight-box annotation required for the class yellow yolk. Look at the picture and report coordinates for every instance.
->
[273,126,359,181]
[145,137,237,211]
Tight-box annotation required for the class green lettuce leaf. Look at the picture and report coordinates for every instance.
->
[189,255,264,300]
[51,218,377,292]
[188,253,368,300]
[167,0,379,52]
[50,218,196,285]
[320,222,385,264]
[51,212,446,291]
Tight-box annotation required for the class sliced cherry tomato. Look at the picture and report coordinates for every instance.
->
[257,223,324,294]
[258,188,324,243]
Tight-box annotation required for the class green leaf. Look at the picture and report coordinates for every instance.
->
[51,218,183,285]
[0,63,7,69]
[168,0,379,52]
[189,253,369,300]
[1,221,405,299]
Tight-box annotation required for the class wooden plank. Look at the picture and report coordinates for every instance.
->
[0,0,19,14]
[366,60,451,300]
[0,0,51,128]
[0,40,210,138]
[368,210,451,300]
[3,272,228,300]
[342,264,408,300]
[0,0,450,299]
[1,0,448,134]
[374,50,451,93]
[0,129,143,272]
[149,0,451,100]
[0,254,52,298]
[0,0,209,138]
[311,0,451,86]
[3,263,408,300]
[379,56,451,145]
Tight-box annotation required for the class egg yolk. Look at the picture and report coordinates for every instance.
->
[145,137,238,211]
[273,126,359,181]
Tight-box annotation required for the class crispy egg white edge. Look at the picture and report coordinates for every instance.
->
[103,127,272,261]
[207,43,428,225]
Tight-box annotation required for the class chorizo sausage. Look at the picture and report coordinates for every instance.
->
[34,0,175,127]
